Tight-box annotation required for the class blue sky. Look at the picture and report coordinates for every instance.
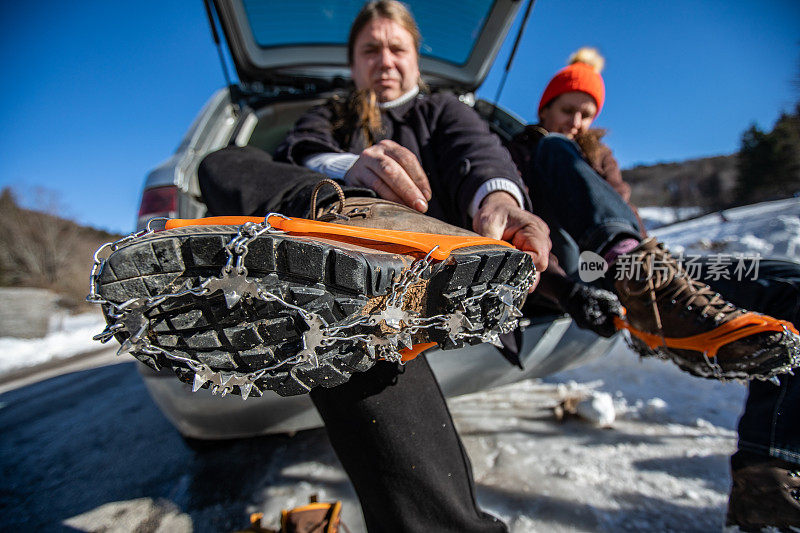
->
[1,0,798,234]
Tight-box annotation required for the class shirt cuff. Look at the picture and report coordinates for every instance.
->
[467,178,525,217]
[303,152,359,180]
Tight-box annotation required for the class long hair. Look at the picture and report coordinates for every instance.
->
[338,1,422,146]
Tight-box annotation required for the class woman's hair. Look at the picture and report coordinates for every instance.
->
[340,1,422,147]
[347,1,421,65]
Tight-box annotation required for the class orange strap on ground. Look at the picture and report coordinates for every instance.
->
[164,215,513,261]
[614,312,798,358]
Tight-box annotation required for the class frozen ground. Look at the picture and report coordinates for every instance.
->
[2,198,799,531]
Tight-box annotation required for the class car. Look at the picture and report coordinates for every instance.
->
[135,0,617,440]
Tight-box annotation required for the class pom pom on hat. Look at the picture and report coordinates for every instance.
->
[538,47,606,115]
[569,47,604,73]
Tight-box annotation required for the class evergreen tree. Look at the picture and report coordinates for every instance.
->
[734,103,800,204]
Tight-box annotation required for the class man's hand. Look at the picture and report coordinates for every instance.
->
[473,191,551,290]
[345,140,432,212]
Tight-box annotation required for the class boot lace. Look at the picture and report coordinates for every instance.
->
[624,239,738,335]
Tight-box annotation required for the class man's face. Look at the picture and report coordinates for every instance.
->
[350,17,420,103]
[539,91,598,139]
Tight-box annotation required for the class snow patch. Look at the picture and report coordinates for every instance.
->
[0,311,106,374]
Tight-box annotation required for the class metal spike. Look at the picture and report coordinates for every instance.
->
[192,373,207,392]
[769,376,781,386]
[498,288,515,307]
[483,333,504,348]
[298,314,326,360]
[131,323,148,341]
[240,381,254,400]
[211,385,220,395]
[364,340,377,359]
[117,338,133,356]
[219,372,234,387]
[220,387,230,397]
[397,332,413,350]
[204,271,258,308]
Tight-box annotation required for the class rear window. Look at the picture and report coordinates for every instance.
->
[241,0,495,66]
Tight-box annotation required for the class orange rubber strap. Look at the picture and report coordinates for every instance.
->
[164,215,513,261]
[398,342,438,362]
[614,312,798,358]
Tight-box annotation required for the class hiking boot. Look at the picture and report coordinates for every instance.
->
[726,450,800,531]
[88,188,534,398]
[612,238,800,380]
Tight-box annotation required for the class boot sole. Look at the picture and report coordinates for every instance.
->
[94,225,533,397]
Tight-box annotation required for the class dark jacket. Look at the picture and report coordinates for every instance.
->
[508,125,645,236]
[275,92,529,228]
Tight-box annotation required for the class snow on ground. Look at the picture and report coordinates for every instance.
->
[638,206,703,231]
[0,310,105,374]
[652,197,800,261]
[5,198,800,531]
[451,338,746,532]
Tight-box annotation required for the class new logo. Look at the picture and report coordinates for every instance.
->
[578,251,608,282]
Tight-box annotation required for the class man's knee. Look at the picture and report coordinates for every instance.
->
[198,145,273,191]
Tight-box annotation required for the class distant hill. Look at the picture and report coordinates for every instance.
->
[0,188,123,311]
[623,154,739,211]
[624,104,800,211]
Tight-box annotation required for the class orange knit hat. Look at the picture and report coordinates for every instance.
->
[538,48,606,115]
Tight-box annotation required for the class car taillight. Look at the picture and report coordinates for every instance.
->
[138,186,178,218]
[137,186,179,229]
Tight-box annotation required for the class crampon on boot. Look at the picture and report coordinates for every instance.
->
[87,187,535,398]
[611,238,800,381]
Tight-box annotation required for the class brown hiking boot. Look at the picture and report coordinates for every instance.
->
[726,451,800,531]
[87,182,535,398]
[613,238,800,380]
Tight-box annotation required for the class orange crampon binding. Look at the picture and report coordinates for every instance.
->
[614,312,800,380]
[165,215,515,261]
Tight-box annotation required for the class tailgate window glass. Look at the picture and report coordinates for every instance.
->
[241,0,495,66]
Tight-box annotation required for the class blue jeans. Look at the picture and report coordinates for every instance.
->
[529,134,641,273]
[702,259,800,466]
[527,134,800,466]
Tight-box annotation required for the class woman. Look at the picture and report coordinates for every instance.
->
[513,48,800,529]
[509,47,643,275]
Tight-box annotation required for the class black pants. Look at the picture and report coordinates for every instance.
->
[702,259,800,465]
[199,146,507,532]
